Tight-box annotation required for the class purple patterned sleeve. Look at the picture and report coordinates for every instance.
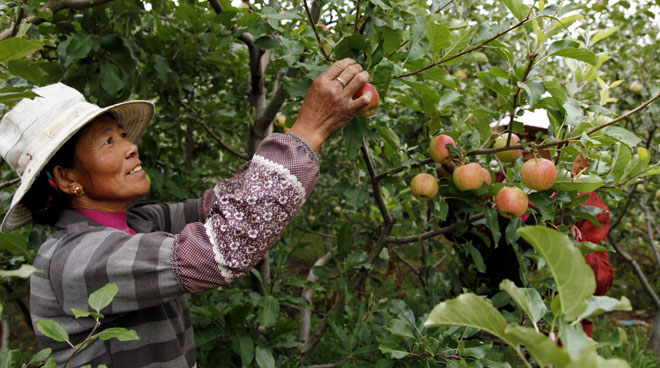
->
[172,133,319,292]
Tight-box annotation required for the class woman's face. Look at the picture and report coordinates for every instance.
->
[68,114,150,211]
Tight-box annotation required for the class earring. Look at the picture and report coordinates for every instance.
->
[74,186,85,196]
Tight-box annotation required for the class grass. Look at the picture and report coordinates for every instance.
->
[593,316,660,368]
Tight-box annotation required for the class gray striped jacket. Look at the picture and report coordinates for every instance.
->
[29,133,319,367]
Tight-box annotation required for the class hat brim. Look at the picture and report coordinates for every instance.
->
[1,100,155,233]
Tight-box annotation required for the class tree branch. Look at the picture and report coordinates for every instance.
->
[361,139,393,225]
[386,213,485,244]
[609,236,660,309]
[299,251,333,344]
[302,0,334,61]
[640,193,660,267]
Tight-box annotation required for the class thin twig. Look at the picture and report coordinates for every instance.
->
[506,50,538,146]
[435,0,456,13]
[386,213,485,244]
[390,248,420,275]
[395,11,533,79]
[640,193,660,267]
[303,0,333,62]
[306,229,337,239]
[353,0,361,34]
[375,158,434,180]
[0,177,20,190]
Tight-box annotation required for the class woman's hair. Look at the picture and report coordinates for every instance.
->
[21,112,115,226]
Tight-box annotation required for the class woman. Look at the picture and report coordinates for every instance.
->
[0,58,371,367]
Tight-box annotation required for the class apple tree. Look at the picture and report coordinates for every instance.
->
[1,0,659,366]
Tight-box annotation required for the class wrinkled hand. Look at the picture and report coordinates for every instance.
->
[289,58,371,153]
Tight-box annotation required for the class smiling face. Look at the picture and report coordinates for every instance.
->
[63,114,149,211]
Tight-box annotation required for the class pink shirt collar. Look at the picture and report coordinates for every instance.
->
[73,208,137,235]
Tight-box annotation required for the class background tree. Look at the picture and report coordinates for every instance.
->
[1,0,660,366]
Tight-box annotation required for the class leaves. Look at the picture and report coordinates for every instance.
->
[97,328,140,341]
[0,264,38,279]
[0,38,43,62]
[88,283,119,313]
[499,279,546,327]
[552,170,604,192]
[35,319,69,343]
[517,226,595,321]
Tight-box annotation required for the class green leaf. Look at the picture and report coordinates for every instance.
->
[467,243,485,273]
[27,348,52,365]
[378,341,410,359]
[385,319,414,338]
[71,308,91,319]
[426,21,451,56]
[0,232,28,255]
[484,207,501,246]
[254,36,280,50]
[0,264,38,279]
[42,358,56,368]
[231,331,254,365]
[517,226,595,321]
[63,34,94,60]
[563,98,584,126]
[543,76,568,104]
[504,325,571,367]
[610,143,632,184]
[88,283,119,313]
[500,0,528,20]
[0,349,21,368]
[35,319,70,343]
[499,279,546,326]
[7,59,63,85]
[552,170,604,192]
[97,327,140,341]
[547,40,580,56]
[255,346,275,368]
[373,124,400,150]
[592,27,619,44]
[100,63,125,95]
[380,27,404,56]
[576,296,632,321]
[602,126,641,149]
[553,47,598,65]
[258,295,279,327]
[0,37,43,62]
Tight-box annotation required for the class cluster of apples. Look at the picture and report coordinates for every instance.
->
[410,133,557,220]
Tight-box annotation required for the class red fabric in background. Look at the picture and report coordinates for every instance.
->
[576,192,614,297]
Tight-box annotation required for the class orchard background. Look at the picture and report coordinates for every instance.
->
[1,0,660,366]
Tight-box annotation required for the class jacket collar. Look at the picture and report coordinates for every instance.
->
[55,208,154,234]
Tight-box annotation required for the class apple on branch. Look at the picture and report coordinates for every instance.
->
[411,173,438,201]
[452,163,484,191]
[629,80,644,94]
[429,134,457,164]
[493,133,523,163]
[521,158,557,190]
[496,186,528,219]
[353,82,380,117]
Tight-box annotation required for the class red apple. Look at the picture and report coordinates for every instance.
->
[455,69,468,81]
[411,173,438,201]
[353,83,380,117]
[481,168,492,185]
[452,163,485,191]
[521,158,557,190]
[493,133,522,163]
[496,186,528,219]
[429,134,457,164]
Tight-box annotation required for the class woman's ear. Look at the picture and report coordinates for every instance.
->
[53,165,79,195]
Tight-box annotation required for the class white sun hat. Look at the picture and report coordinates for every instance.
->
[0,83,154,233]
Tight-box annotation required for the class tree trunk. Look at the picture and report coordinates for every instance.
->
[649,310,660,352]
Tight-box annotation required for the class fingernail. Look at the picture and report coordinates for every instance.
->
[364,92,373,102]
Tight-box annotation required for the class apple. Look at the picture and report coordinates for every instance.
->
[429,134,457,164]
[353,83,380,117]
[482,168,492,185]
[521,158,557,190]
[496,186,528,219]
[629,81,644,94]
[239,2,250,9]
[274,114,286,127]
[493,133,522,163]
[455,69,468,81]
[411,173,438,200]
[452,163,485,191]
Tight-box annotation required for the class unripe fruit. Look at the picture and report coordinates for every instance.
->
[429,134,457,164]
[453,163,485,191]
[482,168,492,185]
[274,114,286,127]
[521,158,557,190]
[638,147,650,163]
[493,134,522,163]
[353,83,380,117]
[455,69,468,81]
[411,173,438,200]
[629,81,644,94]
[496,186,528,219]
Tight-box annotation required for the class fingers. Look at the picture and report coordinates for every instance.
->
[334,63,363,90]
[322,58,358,80]
[344,70,369,97]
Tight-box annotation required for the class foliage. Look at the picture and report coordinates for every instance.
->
[1,0,660,366]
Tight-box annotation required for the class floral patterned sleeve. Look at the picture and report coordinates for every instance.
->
[171,133,319,293]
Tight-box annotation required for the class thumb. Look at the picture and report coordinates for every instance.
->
[353,91,372,112]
